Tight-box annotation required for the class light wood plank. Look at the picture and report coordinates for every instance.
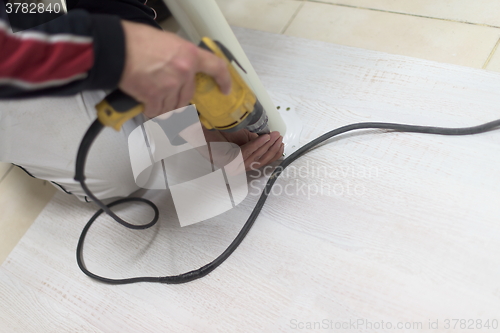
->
[215,0,303,34]
[0,269,103,332]
[317,0,500,27]
[285,2,500,68]
[1,28,500,332]
[0,162,12,183]
[0,167,57,264]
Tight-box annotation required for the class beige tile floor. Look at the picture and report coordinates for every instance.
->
[2,0,500,264]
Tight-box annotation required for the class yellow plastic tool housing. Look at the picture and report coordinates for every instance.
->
[96,95,144,131]
[191,37,257,132]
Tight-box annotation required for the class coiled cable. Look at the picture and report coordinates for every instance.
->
[75,118,500,284]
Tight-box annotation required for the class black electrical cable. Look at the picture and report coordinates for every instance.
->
[75,118,500,284]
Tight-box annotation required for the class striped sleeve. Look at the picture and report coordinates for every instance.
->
[0,19,93,90]
[0,5,125,98]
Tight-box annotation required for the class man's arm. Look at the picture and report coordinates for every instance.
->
[0,1,126,98]
[0,0,231,118]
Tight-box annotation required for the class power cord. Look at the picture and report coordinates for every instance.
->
[74,118,500,284]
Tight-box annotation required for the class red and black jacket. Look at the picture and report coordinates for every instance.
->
[0,0,160,99]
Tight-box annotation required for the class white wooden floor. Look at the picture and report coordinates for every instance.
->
[1,27,500,332]
[5,0,500,269]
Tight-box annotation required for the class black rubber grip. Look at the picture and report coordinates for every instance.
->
[105,90,141,113]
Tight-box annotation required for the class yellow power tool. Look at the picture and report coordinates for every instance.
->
[95,37,270,135]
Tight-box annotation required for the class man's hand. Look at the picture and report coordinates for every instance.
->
[203,127,284,171]
[118,20,232,118]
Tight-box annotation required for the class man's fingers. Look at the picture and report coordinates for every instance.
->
[254,136,283,166]
[176,77,196,109]
[143,97,163,119]
[241,132,282,171]
[268,142,285,164]
[248,131,259,141]
[246,142,284,171]
[246,132,280,160]
[241,133,271,159]
[196,48,232,95]
[161,92,179,116]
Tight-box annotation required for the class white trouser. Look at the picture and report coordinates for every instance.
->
[0,91,144,201]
